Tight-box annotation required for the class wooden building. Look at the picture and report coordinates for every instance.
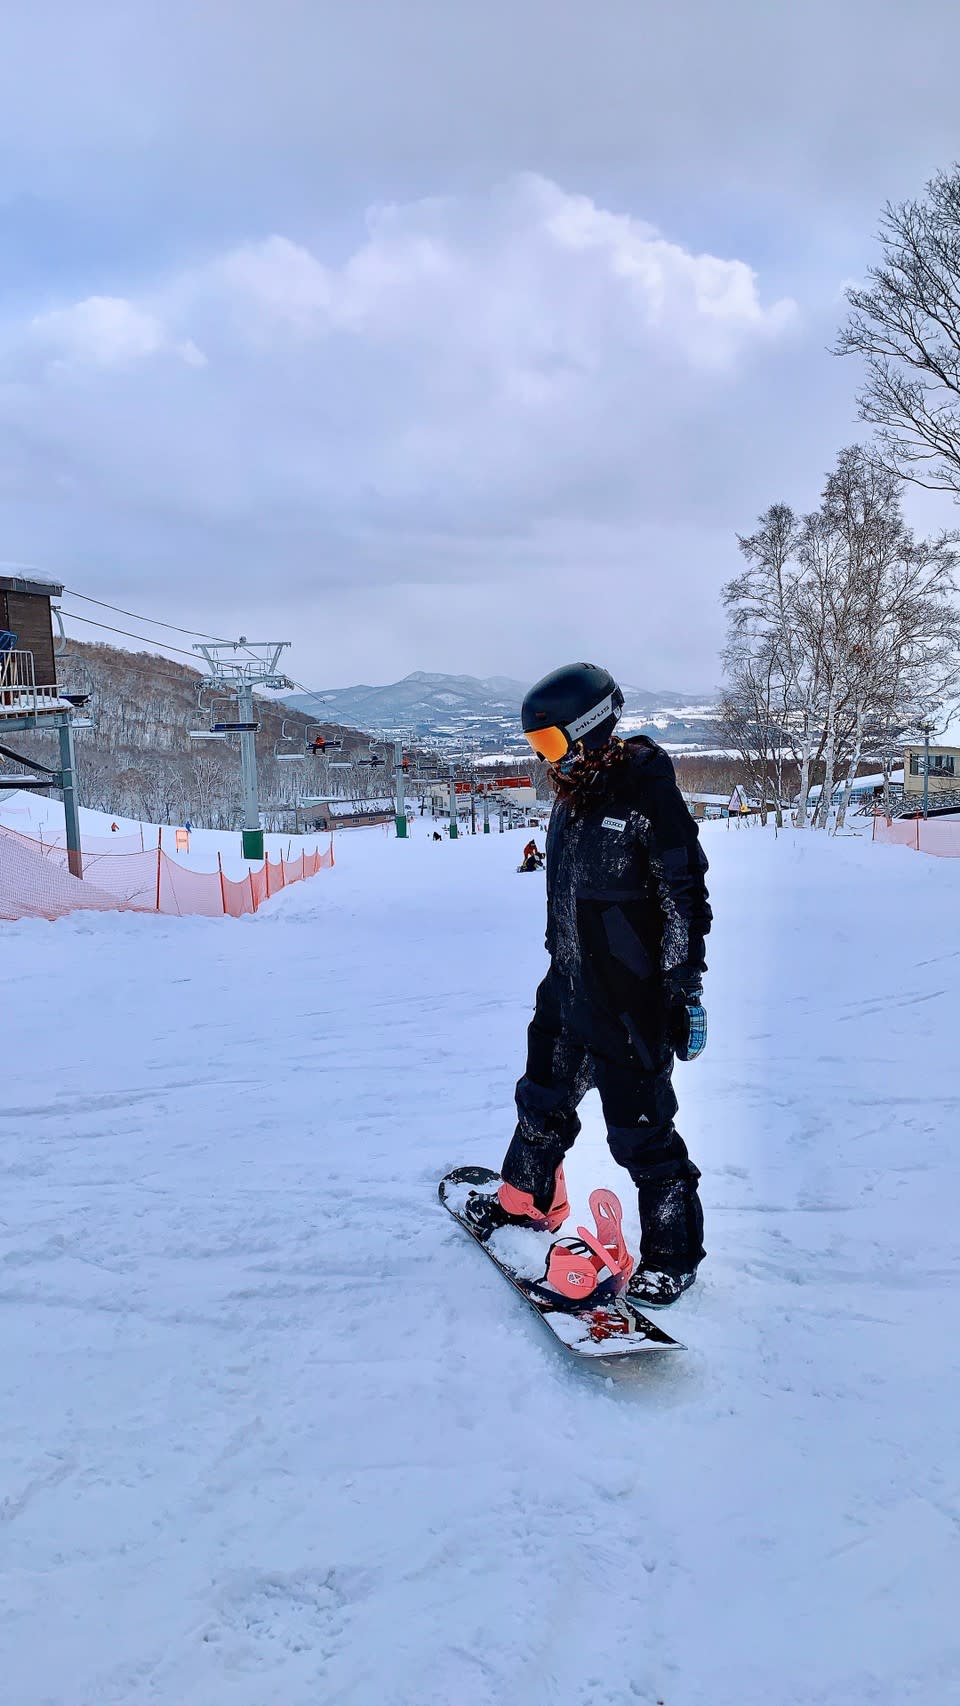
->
[0,569,63,700]
[296,796,395,832]
[1,570,84,874]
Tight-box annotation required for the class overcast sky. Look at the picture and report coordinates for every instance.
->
[3,0,960,694]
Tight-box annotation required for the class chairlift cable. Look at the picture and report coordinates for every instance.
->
[62,589,231,643]
[62,593,357,747]
[57,609,203,661]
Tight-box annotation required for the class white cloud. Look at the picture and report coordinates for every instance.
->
[30,295,205,370]
[0,176,812,683]
[4,178,797,518]
[206,176,794,371]
[215,238,332,335]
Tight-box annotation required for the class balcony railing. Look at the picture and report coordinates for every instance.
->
[0,649,65,719]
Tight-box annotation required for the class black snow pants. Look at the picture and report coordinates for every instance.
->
[500,970,705,1276]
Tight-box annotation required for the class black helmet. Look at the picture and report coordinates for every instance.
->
[521,663,624,763]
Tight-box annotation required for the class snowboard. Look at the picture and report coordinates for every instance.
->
[439,1166,682,1360]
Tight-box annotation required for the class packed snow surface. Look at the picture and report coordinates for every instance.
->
[1,817,958,1705]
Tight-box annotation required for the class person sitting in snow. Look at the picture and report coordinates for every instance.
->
[466,662,711,1306]
[519,839,545,872]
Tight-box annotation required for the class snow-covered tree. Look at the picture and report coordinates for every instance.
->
[724,448,960,829]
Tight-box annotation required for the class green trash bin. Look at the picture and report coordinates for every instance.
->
[242,829,264,861]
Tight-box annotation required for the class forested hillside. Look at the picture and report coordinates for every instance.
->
[5,642,371,830]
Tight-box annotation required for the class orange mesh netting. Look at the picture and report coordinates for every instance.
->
[872,815,960,858]
[0,822,334,922]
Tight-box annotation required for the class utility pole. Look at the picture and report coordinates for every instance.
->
[0,715,83,878]
[57,719,82,878]
[448,761,458,839]
[394,740,407,839]
[194,638,290,860]
[922,722,931,820]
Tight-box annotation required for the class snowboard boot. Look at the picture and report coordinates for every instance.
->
[463,1166,569,1242]
[626,1267,697,1307]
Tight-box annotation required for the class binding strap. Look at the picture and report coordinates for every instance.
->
[541,1189,634,1303]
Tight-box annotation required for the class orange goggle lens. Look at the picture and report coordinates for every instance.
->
[523,725,570,763]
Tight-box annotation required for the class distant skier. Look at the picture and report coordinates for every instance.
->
[518,839,544,873]
[466,662,711,1305]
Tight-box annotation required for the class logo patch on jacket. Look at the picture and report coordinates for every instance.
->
[601,816,627,832]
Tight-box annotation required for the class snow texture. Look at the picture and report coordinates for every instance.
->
[1,815,958,1705]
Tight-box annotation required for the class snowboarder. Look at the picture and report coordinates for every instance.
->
[518,839,545,873]
[466,662,711,1305]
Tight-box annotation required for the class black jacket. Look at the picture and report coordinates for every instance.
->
[544,738,711,1059]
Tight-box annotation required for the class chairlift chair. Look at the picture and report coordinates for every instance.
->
[275,718,308,762]
[48,613,94,707]
[305,724,343,756]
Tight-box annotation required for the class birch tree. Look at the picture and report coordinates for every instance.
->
[724,447,960,831]
[838,168,960,496]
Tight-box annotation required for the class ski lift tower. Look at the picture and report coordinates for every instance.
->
[193,638,290,860]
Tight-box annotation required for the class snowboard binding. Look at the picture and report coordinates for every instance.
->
[537,1189,634,1309]
[463,1167,569,1240]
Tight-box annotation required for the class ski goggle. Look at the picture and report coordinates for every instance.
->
[523,725,572,763]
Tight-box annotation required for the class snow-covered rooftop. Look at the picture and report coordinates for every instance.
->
[302,796,394,817]
[0,562,64,591]
[808,769,904,800]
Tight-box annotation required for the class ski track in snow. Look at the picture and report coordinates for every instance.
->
[1,820,959,1705]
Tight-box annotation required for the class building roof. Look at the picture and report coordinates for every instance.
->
[808,769,904,801]
[0,568,64,598]
[301,797,394,817]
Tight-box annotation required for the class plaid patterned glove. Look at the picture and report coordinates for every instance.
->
[671,989,707,1061]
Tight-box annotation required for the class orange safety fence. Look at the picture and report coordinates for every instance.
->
[0,822,334,922]
[872,814,960,858]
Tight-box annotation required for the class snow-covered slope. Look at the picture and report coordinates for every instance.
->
[1,821,957,1704]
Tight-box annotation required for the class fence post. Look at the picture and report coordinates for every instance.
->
[218,851,227,915]
[156,829,162,912]
[916,818,921,852]
[248,869,256,912]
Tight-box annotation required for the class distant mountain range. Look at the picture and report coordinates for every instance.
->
[286,671,721,753]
